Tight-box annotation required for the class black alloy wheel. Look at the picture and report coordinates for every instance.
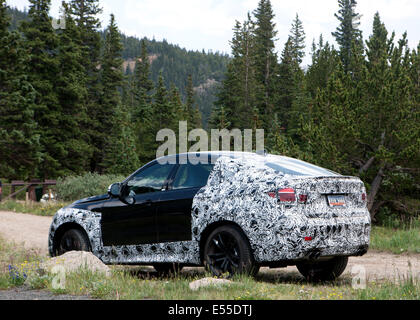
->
[204,225,258,277]
[58,229,90,256]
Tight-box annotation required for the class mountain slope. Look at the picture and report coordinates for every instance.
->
[6,7,229,127]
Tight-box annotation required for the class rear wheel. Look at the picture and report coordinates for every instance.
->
[153,263,183,275]
[296,256,348,281]
[57,229,90,256]
[204,225,258,277]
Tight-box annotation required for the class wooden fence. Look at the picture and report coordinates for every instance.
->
[0,180,57,202]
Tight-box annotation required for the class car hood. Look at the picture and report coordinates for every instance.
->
[67,194,109,208]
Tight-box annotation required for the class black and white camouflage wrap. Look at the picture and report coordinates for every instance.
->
[48,154,371,265]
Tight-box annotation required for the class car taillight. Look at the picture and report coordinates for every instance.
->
[278,188,296,203]
[269,189,307,205]
[299,194,308,204]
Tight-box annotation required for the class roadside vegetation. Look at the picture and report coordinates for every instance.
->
[0,173,123,216]
[55,173,125,202]
[0,200,68,217]
[370,218,420,255]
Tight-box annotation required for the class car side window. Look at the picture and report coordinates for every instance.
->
[126,164,175,195]
[173,164,214,190]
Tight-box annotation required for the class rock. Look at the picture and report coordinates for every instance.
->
[40,251,111,277]
[189,277,232,291]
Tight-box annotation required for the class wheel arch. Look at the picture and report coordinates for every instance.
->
[51,222,91,257]
[199,220,253,263]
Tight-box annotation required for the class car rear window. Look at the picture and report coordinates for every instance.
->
[263,156,340,177]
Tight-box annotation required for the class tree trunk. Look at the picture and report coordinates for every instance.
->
[368,167,385,220]
[359,157,375,174]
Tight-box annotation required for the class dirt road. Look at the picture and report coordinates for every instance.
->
[1,210,419,282]
[0,211,52,255]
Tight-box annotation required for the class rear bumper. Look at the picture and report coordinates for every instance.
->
[254,214,371,263]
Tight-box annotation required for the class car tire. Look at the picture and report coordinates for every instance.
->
[296,256,349,282]
[204,225,259,277]
[58,229,90,256]
[153,263,183,275]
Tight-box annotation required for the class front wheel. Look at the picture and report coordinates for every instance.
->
[204,225,258,277]
[296,256,349,281]
[57,229,90,256]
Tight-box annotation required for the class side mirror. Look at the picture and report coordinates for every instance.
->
[108,183,121,198]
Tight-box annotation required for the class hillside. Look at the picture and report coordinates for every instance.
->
[6,7,229,127]
[119,35,229,127]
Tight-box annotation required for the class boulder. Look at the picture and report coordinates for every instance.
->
[189,277,232,291]
[40,251,111,277]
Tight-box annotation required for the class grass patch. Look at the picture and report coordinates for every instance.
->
[370,218,420,254]
[0,200,68,217]
[38,268,420,300]
[0,236,46,290]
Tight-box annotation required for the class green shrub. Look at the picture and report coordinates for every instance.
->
[56,173,126,202]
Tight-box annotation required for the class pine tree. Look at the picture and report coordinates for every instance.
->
[253,0,279,128]
[55,2,92,174]
[209,106,231,130]
[359,16,419,215]
[102,105,140,175]
[290,13,306,65]
[70,0,102,75]
[169,84,185,122]
[0,0,41,179]
[277,37,298,130]
[137,73,176,162]
[153,73,175,130]
[70,0,103,171]
[288,76,311,141]
[132,39,154,118]
[365,12,389,69]
[300,63,358,173]
[186,75,202,129]
[236,16,259,129]
[130,39,155,164]
[213,16,258,130]
[302,14,419,218]
[98,14,127,172]
[212,62,240,130]
[266,113,305,159]
[332,0,363,73]
[20,0,63,178]
[306,35,340,96]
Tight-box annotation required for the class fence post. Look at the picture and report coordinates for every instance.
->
[0,180,2,202]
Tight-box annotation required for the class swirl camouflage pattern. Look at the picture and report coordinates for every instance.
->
[48,152,371,270]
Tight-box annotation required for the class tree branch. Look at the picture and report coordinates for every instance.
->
[368,166,385,219]
[359,156,375,174]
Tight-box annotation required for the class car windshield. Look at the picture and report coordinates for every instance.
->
[262,155,340,177]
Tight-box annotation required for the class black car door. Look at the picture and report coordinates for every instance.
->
[156,162,215,243]
[101,162,176,247]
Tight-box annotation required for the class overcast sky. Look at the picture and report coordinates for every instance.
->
[6,0,420,65]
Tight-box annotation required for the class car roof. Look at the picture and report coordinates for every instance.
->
[156,151,266,163]
[154,152,340,177]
